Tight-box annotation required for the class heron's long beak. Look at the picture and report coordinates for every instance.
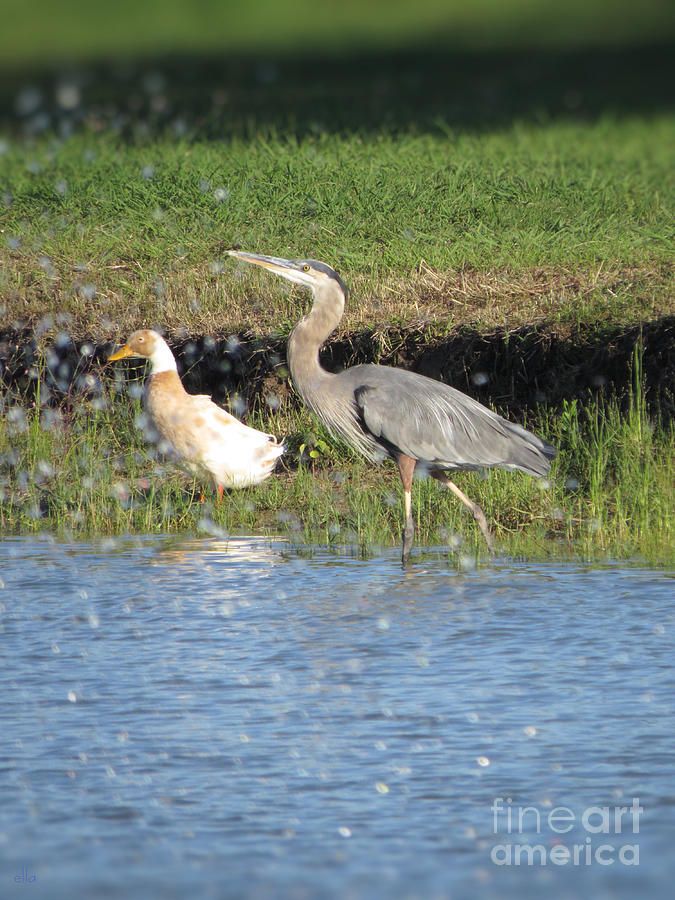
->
[108,344,135,362]
[227,250,307,284]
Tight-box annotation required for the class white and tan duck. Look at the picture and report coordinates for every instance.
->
[109,329,284,498]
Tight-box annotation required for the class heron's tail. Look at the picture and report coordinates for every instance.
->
[506,424,557,477]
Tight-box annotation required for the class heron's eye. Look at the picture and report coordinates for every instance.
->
[302,264,310,272]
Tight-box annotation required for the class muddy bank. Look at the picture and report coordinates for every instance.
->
[2,316,674,421]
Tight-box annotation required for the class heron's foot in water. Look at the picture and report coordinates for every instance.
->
[401,517,415,567]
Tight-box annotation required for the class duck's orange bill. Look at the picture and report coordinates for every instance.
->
[108,344,134,362]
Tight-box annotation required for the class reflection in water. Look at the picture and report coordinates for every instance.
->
[1,536,674,899]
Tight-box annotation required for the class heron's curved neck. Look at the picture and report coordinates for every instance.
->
[287,280,345,397]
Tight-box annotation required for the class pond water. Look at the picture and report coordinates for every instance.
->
[1,535,674,899]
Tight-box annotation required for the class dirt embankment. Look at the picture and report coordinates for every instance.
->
[2,316,674,421]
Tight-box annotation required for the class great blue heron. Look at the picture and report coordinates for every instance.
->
[109,329,284,497]
[228,251,556,563]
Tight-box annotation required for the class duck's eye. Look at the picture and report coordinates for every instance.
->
[302,264,310,272]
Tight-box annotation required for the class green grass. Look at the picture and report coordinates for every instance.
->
[1,355,673,564]
[2,1,673,341]
[2,117,673,340]
[2,0,673,65]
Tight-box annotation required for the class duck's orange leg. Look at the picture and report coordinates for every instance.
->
[216,485,224,503]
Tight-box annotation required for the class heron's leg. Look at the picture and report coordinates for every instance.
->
[432,472,495,553]
[396,454,417,565]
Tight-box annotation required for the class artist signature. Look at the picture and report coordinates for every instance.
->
[14,867,37,884]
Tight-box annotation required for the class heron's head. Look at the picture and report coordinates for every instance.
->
[109,329,164,362]
[228,250,348,299]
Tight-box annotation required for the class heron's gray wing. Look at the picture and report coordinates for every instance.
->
[351,366,555,475]
[354,381,458,463]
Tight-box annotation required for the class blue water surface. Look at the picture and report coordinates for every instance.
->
[1,535,674,898]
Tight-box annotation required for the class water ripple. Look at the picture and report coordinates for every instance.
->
[1,536,673,898]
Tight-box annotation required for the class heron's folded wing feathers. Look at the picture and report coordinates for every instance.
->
[353,368,554,474]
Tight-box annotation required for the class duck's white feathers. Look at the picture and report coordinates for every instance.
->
[110,329,284,490]
[146,370,284,489]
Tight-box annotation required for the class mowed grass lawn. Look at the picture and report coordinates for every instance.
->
[1,1,673,337]
[1,115,673,339]
[1,0,674,64]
